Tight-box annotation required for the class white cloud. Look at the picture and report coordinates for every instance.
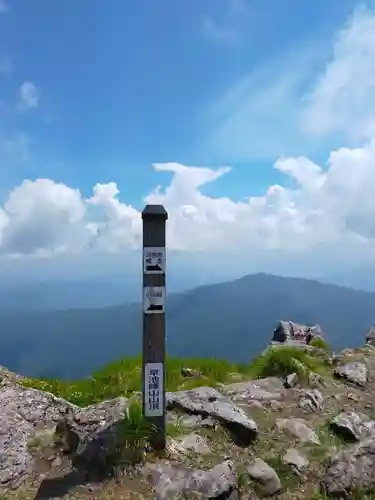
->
[301,5,375,142]
[17,82,39,111]
[1,179,86,255]
[208,4,375,161]
[1,138,375,260]
[1,3,375,280]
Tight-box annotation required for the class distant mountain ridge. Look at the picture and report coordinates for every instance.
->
[0,273,375,380]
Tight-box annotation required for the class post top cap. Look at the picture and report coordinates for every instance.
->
[142,204,168,219]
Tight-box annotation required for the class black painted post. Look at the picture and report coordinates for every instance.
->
[141,204,168,451]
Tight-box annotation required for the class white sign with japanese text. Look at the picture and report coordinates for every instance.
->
[145,362,164,417]
[143,247,166,274]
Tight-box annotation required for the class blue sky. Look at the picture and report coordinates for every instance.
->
[0,0,361,202]
[1,0,375,289]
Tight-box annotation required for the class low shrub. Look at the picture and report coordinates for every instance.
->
[248,345,326,380]
[309,337,331,352]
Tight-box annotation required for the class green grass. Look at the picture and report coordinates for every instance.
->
[20,355,250,407]
[247,345,328,380]
[112,399,156,465]
[304,422,347,463]
[309,337,331,352]
[20,346,328,408]
[265,456,300,490]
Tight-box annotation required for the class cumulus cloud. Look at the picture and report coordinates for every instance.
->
[17,82,39,111]
[1,3,375,268]
[1,139,375,259]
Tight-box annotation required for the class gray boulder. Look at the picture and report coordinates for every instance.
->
[222,377,285,402]
[167,387,257,445]
[0,407,34,487]
[247,458,281,497]
[330,411,375,441]
[276,418,320,444]
[366,325,375,346]
[323,437,375,496]
[145,460,236,500]
[271,320,325,345]
[334,362,367,387]
[0,382,130,488]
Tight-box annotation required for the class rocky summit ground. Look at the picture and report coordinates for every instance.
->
[2,325,375,499]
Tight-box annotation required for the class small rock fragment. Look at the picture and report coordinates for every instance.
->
[285,372,298,388]
[299,389,323,412]
[247,458,281,497]
[276,418,320,444]
[267,400,283,411]
[181,368,201,378]
[283,448,309,471]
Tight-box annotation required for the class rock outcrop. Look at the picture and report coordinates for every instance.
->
[365,325,375,345]
[1,321,375,499]
[271,320,325,346]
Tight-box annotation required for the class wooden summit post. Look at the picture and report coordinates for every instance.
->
[141,204,168,451]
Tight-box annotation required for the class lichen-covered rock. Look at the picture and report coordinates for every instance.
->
[144,460,236,500]
[0,383,129,487]
[271,320,325,345]
[330,411,375,441]
[366,325,375,346]
[223,377,285,402]
[0,407,33,487]
[0,385,77,487]
[323,437,375,496]
[299,389,324,412]
[167,387,258,445]
[334,362,367,386]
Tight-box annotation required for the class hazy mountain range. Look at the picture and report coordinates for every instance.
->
[0,273,374,380]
